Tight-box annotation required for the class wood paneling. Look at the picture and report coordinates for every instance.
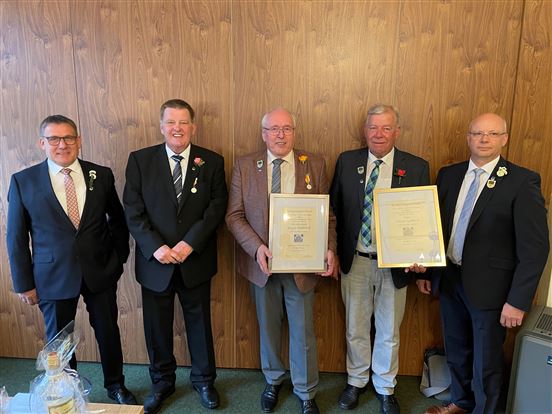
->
[1,0,550,378]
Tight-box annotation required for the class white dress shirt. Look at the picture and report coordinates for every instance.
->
[267,150,296,194]
[166,144,191,185]
[47,158,86,217]
[356,148,395,253]
[447,156,500,260]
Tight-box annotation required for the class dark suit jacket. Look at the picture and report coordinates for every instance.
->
[123,143,228,292]
[330,147,430,288]
[7,159,129,300]
[433,157,549,311]
[225,149,337,293]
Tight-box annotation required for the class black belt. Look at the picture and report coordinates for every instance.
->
[356,250,377,260]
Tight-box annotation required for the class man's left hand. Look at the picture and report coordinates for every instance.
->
[500,302,526,328]
[172,241,194,263]
[318,250,338,280]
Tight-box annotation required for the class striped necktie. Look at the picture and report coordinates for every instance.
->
[360,159,383,247]
[171,155,184,205]
[271,158,284,193]
[61,168,80,229]
[451,168,485,264]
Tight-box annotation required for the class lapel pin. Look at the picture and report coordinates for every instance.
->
[486,177,496,189]
[191,177,198,193]
[257,159,264,169]
[305,173,312,190]
[357,166,364,175]
[496,166,508,177]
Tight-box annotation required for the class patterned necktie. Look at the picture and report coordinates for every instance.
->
[61,168,80,229]
[360,159,383,247]
[271,158,284,193]
[171,155,184,205]
[451,168,485,264]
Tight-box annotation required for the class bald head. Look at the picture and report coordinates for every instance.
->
[467,113,509,166]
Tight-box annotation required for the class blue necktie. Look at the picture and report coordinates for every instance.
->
[451,168,485,264]
[271,159,284,193]
[171,155,183,205]
[361,160,383,247]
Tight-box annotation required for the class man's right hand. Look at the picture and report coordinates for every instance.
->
[153,245,180,264]
[256,245,272,275]
[18,289,39,306]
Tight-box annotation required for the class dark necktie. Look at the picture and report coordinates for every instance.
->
[271,158,284,193]
[360,160,383,247]
[171,155,184,205]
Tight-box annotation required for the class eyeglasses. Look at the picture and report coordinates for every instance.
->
[468,131,507,139]
[366,125,395,135]
[42,135,78,146]
[262,126,295,136]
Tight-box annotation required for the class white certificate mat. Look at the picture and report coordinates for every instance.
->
[269,194,329,273]
[373,185,446,268]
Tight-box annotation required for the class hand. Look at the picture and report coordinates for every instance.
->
[416,279,431,295]
[18,289,39,306]
[172,241,194,263]
[500,302,525,328]
[318,250,338,280]
[405,263,426,273]
[256,245,272,275]
[153,245,180,264]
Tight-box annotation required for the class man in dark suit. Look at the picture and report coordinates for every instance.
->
[7,115,136,405]
[226,107,337,414]
[418,113,549,414]
[330,104,429,413]
[124,99,227,413]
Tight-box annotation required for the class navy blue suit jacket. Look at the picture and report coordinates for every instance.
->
[433,157,549,311]
[7,159,129,300]
[123,143,228,292]
[330,147,430,288]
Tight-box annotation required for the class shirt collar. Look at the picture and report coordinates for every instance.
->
[368,147,395,166]
[48,158,82,175]
[267,149,294,165]
[166,144,191,160]
[467,156,500,176]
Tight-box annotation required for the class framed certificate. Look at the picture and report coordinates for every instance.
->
[269,194,329,273]
[373,185,446,268]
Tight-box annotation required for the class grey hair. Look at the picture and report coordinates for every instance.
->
[261,107,297,128]
[365,104,400,126]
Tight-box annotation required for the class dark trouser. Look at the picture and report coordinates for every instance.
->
[142,268,216,393]
[440,268,506,414]
[39,283,125,391]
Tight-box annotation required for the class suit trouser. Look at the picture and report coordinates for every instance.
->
[252,274,318,401]
[341,254,407,394]
[440,272,506,414]
[141,268,216,393]
[39,283,125,391]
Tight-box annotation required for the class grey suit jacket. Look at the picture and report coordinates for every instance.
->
[330,147,430,288]
[226,149,337,293]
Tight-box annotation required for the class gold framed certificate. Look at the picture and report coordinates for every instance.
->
[268,194,329,273]
[373,185,446,268]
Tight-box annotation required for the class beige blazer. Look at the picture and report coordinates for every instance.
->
[226,149,337,293]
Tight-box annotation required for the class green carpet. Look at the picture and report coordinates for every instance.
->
[0,357,438,413]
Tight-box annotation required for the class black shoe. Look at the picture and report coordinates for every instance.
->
[143,387,175,414]
[261,383,282,413]
[338,384,367,410]
[193,384,220,409]
[377,393,400,414]
[107,385,138,405]
[301,399,320,414]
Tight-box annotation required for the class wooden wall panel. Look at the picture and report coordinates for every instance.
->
[0,1,79,357]
[70,0,233,366]
[1,0,550,379]
[509,0,552,207]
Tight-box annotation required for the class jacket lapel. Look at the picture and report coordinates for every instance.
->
[178,144,199,211]
[467,157,507,233]
[356,149,369,208]
[254,152,269,228]
[391,148,405,188]
[294,151,308,193]
[446,163,468,236]
[156,145,179,209]
[79,160,93,226]
[39,160,78,230]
